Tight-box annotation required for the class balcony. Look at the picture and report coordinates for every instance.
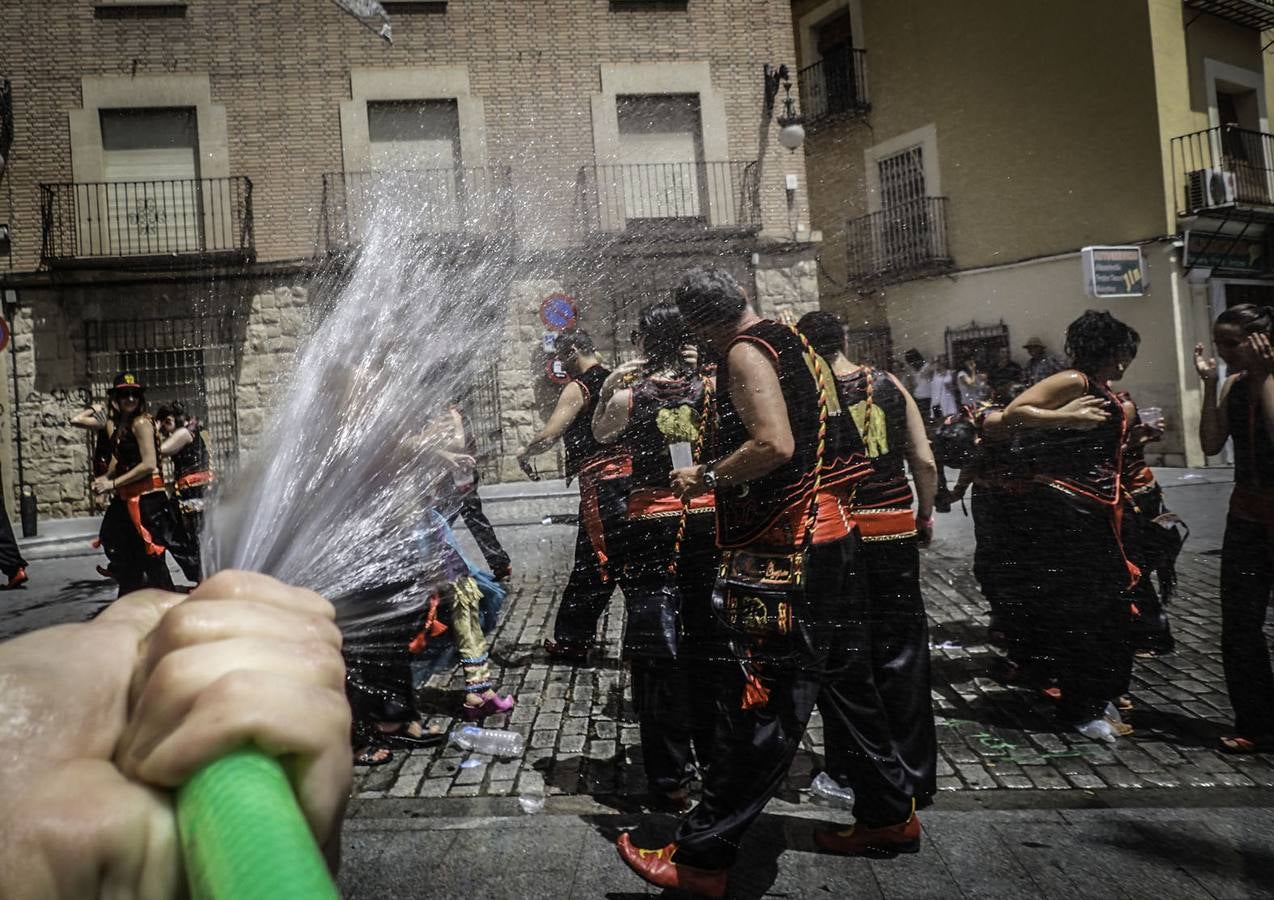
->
[1183,0,1274,30]
[845,196,952,286]
[320,166,513,250]
[40,177,254,269]
[1172,125,1274,220]
[798,47,870,125]
[577,161,761,236]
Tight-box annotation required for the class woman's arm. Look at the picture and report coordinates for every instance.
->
[889,373,937,519]
[158,427,194,458]
[1194,343,1231,456]
[1003,371,1108,430]
[1248,333,1274,448]
[593,388,633,444]
[518,382,585,459]
[70,406,106,431]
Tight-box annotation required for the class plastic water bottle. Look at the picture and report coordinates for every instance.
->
[809,771,854,808]
[448,725,524,758]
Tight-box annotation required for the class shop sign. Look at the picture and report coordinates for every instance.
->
[1082,246,1145,298]
[1184,230,1267,274]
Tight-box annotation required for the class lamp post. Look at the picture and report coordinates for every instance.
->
[763,64,805,151]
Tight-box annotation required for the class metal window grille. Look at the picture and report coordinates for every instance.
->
[84,315,240,491]
[845,326,894,372]
[944,322,1009,373]
[459,363,503,481]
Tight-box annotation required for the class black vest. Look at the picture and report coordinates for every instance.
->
[1026,373,1126,504]
[1229,373,1274,489]
[173,424,212,479]
[835,368,912,511]
[563,364,612,476]
[624,374,709,490]
[714,320,868,547]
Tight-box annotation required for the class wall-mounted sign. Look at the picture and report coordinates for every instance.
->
[539,293,578,332]
[1082,246,1145,298]
[544,357,570,385]
[0,316,10,353]
[1184,229,1267,274]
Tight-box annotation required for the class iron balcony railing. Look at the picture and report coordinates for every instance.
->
[845,196,952,285]
[1183,0,1274,31]
[798,47,869,124]
[321,166,514,248]
[578,160,761,234]
[40,176,254,266]
[1172,124,1274,217]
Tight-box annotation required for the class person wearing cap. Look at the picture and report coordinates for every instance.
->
[93,373,199,596]
[1024,336,1064,385]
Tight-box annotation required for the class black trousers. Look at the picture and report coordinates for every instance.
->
[972,487,1034,661]
[551,475,629,647]
[1124,487,1175,655]
[447,478,510,574]
[674,535,911,870]
[0,485,27,577]
[100,494,176,597]
[623,513,723,794]
[1221,515,1274,739]
[822,536,936,807]
[1023,488,1133,724]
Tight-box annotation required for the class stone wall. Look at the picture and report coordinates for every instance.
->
[235,284,310,457]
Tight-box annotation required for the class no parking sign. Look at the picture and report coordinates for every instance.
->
[539,293,578,332]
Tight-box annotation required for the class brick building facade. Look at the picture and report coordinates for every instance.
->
[0,0,822,518]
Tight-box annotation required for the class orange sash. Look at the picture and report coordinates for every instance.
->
[117,475,167,557]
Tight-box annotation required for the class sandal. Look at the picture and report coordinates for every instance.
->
[1218,735,1274,755]
[376,722,445,749]
[354,745,393,766]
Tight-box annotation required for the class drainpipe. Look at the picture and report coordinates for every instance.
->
[3,290,30,535]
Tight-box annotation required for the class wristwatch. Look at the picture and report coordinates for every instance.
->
[702,467,718,490]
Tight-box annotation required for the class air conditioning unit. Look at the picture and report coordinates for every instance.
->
[1186,168,1237,212]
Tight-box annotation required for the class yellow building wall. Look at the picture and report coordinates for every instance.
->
[798,0,1167,309]
[877,242,1208,465]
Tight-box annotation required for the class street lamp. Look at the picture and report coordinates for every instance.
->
[763,64,805,151]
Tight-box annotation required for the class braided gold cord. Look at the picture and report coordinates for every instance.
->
[668,376,714,576]
[791,326,829,545]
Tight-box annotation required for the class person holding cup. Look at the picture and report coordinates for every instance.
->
[591,301,722,810]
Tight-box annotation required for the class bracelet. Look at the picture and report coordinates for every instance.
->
[917,515,935,529]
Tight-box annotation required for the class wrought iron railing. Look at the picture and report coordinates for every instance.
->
[1183,0,1274,31]
[798,47,869,123]
[40,176,254,265]
[320,166,514,247]
[845,196,951,285]
[577,160,761,233]
[1171,124,1274,216]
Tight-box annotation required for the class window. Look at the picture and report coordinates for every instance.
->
[366,99,462,229]
[98,107,202,255]
[616,94,705,220]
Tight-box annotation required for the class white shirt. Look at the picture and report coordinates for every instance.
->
[930,370,958,416]
[911,363,934,400]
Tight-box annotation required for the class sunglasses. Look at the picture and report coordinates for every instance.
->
[116,391,142,401]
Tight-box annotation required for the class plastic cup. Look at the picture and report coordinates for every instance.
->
[669,441,693,469]
[1138,406,1164,426]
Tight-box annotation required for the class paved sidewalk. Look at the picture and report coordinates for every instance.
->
[352,516,1274,806]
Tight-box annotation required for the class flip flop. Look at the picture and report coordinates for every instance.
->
[353,745,393,766]
[377,723,445,749]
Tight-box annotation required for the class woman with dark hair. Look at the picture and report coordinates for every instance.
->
[591,301,720,810]
[1004,310,1142,742]
[157,402,216,560]
[1196,303,1274,754]
[797,309,940,815]
[93,373,189,596]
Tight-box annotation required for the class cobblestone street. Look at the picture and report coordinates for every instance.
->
[351,497,1274,808]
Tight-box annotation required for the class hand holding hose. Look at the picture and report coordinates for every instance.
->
[0,572,351,899]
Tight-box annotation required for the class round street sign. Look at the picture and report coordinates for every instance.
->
[0,316,11,353]
[539,293,578,332]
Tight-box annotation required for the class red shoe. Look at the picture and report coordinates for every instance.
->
[616,833,727,899]
[814,810,921,857]
[2,568,28,590]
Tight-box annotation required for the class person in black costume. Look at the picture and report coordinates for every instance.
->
[799,310,939,811]
[517,330,631,662]
[1004,311,1142,743]
[617,269,911,900]
[93,374,200,596]
[1196,303,1274,754]
[157,403,216,570]
[0,469,28,590]
[592,302,722,811]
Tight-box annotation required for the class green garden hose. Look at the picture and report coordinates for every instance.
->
[176,748,340,900]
